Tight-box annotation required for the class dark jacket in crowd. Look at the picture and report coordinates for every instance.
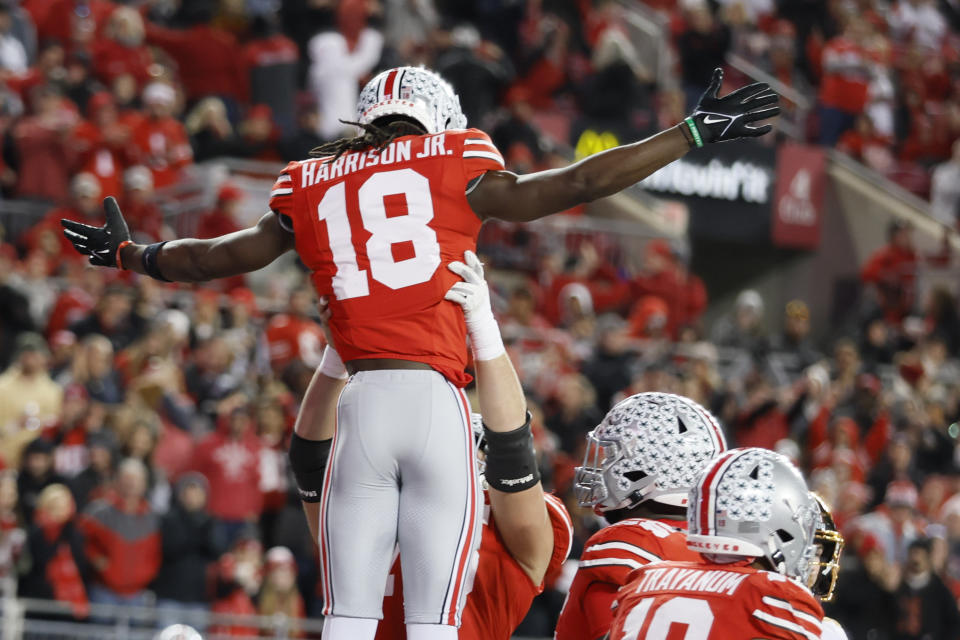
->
[893,573,960,640]
[152,502,225,603]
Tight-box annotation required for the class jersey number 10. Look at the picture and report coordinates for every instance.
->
[619,596,715,640]
[317,168,442,300]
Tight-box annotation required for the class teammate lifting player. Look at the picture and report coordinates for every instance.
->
[61,65,780,640]
[292,250,574,639]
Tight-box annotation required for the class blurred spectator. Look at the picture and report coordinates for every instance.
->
[768,300,822,379]
[91,6,152,91]
[235,104,281,161]
[435,25,515,127]
[131,82,192,189]
[26,172,102,259]
[545,373,603,454]
[837,114,896,174]
[6,84,78,203]
[17,437,67,522]
[185,97,237,162]
[120,166,166,242]
[154,473,225,626]
[46,383,96,477]
[62,51,97,114]
[19,483,89,618]
[0,333,63,466]
[258,546,305,626]
[580,315,632,412]
[70,334,123,405]
[69,285,142,351]
[677,5,731,108]
[197,183,244,239]
[492,88,544,166]
[0,245,34,369]
[279,95,324,162]
[191,400,263,547]
[0,4,28,74]
[817,18,873,145]
[80,458,161,610]
[630,240,707,337]
[860,220,924,325]
[70,92,134,200]
[209,551,258,637]
[264,287,326,374]
[889,0,948,49]
[144,4,247,105]
[0,471,25,580]
[828,534,898,638]
[307,0,384,140]
[710,289,769,357]
[931,139,960,227]
[242,14,298,136]
[893,538,959,638]
[69,430,117,509]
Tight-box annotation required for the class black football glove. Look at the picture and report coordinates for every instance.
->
[61,196,131,268]
[686,68,781,145]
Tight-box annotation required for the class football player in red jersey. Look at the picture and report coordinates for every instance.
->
[607,448,824,640]
[291,251,573,639]
[555,392,727,640]
[62,65,778,640]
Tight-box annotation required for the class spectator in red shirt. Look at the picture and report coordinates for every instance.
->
[25,172,101,259]
[119,166,166,242]
[91,6,152,91]
[242,14,298,135]
[860,219,920,324]
[80,457,161,612]
[71,92,133,199]
[196,182,244,239]
[144,5,247,105]
[35,0,112,52]
[8,84,78,203]
[838,114,896,172]
[264,287,326,374]
[817,18,873,145]
[630,239,707,337]
[210,550,259,637]
[191,401,263,547]
[131,82,192,189]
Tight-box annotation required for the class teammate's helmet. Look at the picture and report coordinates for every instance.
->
[687,448,820,583]
[809,493,844,601]
[357,66,467,135]
[154,625,202,640]
[574,392,727,512]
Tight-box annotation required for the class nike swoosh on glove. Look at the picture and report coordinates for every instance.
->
[60,196,131,268]
[688,68,781,144]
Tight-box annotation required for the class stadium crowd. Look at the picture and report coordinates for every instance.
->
[0,0,957,638]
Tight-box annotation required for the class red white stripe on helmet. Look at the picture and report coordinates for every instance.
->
[690,402,727,457]
[695,449,742,536]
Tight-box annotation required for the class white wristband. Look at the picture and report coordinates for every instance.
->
[466,308,505,362]
[318,345,348,379]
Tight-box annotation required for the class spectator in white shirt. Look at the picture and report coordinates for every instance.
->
[307,0,384,141]
[931,139,960,228]
[889,0,947,49]
[0,5,27,75]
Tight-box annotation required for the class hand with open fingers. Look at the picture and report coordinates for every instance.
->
[445,250,505,361]
[686,68,781,145]
[444,250,491,324]
[60,196,132,268]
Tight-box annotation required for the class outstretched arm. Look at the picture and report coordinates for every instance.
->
[62,197,295,282]
[445,251,554,586]
[468,68,780,222]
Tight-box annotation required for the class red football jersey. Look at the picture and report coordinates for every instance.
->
[268,129,505,386]
[555,518,700,640]
[375,493,573,640]
[609,559,824,640]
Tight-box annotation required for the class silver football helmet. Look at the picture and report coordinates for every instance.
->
[574,392,727,512]
[687,448,820,583]
[357,66,467,134]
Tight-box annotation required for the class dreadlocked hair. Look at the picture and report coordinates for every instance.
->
[309,117,427,163]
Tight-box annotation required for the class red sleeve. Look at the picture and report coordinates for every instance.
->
[582,581,620,640]
[269,162,297,224]
[860,249,889,284]
[169,122,193,170]
[863,411,890,465]
[458,129,505,184]
[544,493,574,581]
